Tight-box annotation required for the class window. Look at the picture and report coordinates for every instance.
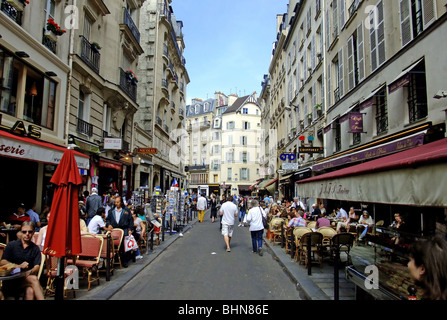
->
[2,49,56,130]
[227,168,232,181]
[83,15,93,40]
[241,136,247,146]
[334,118,342,152]
[375,89,388,134]
[407,62,427,123]
[242,121,250,130]
[369,1,385,72]
[400,0,436,47]
[226,121,235,130]
[240,168,249,181]
[0,50,18,116]
[241,152,248,163]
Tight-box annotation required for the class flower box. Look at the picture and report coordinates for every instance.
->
[91,42,101,53]
[44,31,58,42]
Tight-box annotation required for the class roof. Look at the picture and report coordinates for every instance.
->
[298,138,447,184]
[223,94,259,115]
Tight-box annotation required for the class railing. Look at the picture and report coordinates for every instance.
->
[80,35,100,73]
[1,0,23,25]
[119,68,137,102]
[42,29,57,54]
[123,8,140,44]
[76,118,93,137]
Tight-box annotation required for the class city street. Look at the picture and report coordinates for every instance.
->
[109,213,302,300]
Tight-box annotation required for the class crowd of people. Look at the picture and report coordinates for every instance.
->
[1,189,447,300]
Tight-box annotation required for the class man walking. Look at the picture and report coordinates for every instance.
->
[197,193,208,223]
[219,196,238,252]
[85,187,102,224]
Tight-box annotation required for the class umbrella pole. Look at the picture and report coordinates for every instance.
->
[55,257,65,300]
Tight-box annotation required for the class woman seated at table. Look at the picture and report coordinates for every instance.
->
[357,211,374,241]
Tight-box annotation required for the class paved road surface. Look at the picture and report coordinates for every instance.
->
[110,214,302,300]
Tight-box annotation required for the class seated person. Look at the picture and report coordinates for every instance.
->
[316,212,331,228]
[87,208,107,234]
[287,209,307,228]
[7,203,30,230]
[0,221,44,300]
[357,211,374,241]
[390,213,407,245]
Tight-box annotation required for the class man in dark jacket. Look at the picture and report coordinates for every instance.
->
[85,187,102,224]
[106,196,133,267]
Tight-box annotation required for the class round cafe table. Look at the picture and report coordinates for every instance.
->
[0,227,19,243]
[0,270,27,282]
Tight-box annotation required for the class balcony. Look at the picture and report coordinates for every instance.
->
[76,118,93,137]
[119,68,137,102]
[42,29,57,54]
[80,36,100,73]
[1,0,24,25]
[122,9,140,43]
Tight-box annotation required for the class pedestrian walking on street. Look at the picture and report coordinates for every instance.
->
[210,193,218,223]
[219,195,238,252]
[85,187,103,225]
[197,193,208,223]
[246,199,266,256]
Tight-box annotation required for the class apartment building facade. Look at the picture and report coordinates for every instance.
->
[137,0,189,193]
[261,0,447,203]
[0,0,90,213]
[66,0,146,201]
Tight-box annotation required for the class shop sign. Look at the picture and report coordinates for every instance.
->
[137,148,158,154]
[299,147,324,154]
[0,115,42,139]
[104,138,122,150]
[349,112,365,134]
[319,182,350,197]
[282,163,299,170]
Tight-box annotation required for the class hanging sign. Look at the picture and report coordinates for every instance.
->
[349,112,365,134]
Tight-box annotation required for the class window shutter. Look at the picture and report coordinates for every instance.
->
[312,82,317,119]
[357,22,365,81]
[369,7,378,71]
[422,0,436,29]
[347,36,355,91]
[326,8,331,47]
[327,63,332,107]
[339,0,346,29]
[311,35,316,71]
[377,1,386,66]
[338,48,344,97]
[400,0,413,47]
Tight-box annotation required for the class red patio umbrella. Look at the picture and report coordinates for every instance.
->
[43,148,83,258]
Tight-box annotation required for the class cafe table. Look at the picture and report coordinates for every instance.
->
[0,227,18,244]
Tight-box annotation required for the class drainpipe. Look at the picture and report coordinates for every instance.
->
[64,0,76,143]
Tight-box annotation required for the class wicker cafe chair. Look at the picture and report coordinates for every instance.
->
[111,228,124,268]
[139,221,148,251]
[299,232,324,268]
[0,242,5,260]
[307,221,317,229]
[44,255,75,298]
[330,233,355,265]
[75,235,104,291]
[318,227,337,255]
[293,227,312,262]
[269,218,285,246]
[284,227,294,255]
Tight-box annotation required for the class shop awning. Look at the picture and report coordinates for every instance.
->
[237,185,252,191]
[297,138,447,207]
[0,130,89,169]
[257,177,276,190]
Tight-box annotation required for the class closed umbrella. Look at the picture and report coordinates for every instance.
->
[43,148,83,299]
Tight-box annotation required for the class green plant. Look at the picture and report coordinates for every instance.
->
[46,18,66,36]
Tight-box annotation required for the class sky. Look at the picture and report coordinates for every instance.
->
[172,0,289,105]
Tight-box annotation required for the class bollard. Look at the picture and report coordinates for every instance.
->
[334,245,340,300]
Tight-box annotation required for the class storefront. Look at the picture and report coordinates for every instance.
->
[0,129,89,217]
[297,137,447,299]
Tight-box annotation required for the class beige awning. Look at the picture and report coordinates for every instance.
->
[298,138,447,207]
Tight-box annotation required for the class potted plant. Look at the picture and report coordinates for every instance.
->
[307,113,313,121]
[125,69,138,85]
[91,42,101,53]
[45,18,66,41]
[6,0,29,11]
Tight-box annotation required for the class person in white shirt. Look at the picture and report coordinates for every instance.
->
[196,194,208,223]
[246,199,267,256]
[219,197,238,252]
[87,208,107,234]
